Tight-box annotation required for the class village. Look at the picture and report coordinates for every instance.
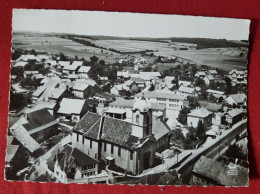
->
[6,38,248,185]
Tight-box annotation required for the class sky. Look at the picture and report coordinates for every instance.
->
[12,9,250,40]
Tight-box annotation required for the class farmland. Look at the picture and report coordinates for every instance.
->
[12,32,248,72]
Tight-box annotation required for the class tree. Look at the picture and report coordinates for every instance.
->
[9,92,26,110]
[143,66,152,72]
[187,96,199,109]
[177,107,191,125]
[99,60,105,65]
[218,96,224,103]
[90,55,99,64]
[59,52,68,61]
[196,120,206,139]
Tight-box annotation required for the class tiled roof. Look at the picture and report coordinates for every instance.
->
[13,62,28,67]
[135,91,185,100]
[57,145,98,170]
[188,107,212,118]
[193,156,248,186]
[71,61,84,66]
[57,98,86,115]
[73,112,139,149]
[208,70,218,75]
[152,117,170,140]
[25,108,57,131]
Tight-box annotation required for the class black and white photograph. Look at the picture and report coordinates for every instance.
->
[6,9,249,186]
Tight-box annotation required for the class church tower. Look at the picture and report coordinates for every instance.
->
[131,94,153,139]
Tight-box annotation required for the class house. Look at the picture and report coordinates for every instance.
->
[207,70,218,76]
[187,107,213,128]
[13,61,28,68]
[225,108,243,126]
[47,88,67,103]
[225,94,247,107]
[32,86,47,103]
[192,156,248,186]
[138,72,161,81]
[135,91,185,120]
[108,99,166,120]
[53,144,99,183]
[72,82,100,99]
[9,108,58,143]
[117,71,130,80]
[130,77,146,90]
[57,98,89,123]
[31,74,44,81]
[71,99,169,175]
[206,89,226,99]
[5,139,19,168]
[228,70,247,86]
[164,76,175,84]
[123,80,139,93]
[45,60,57,67]
[23,71,39,78]
[195,71,206,78]
[110,84,131,96]
[28,101,59,116]
[177,86,197,98]
[178,80,192,87]
[57,61,71,69]
[16,55,37,62]
[77,66,92,78]
[36,55,49,61]
[203,75,215,85]
[62,63,80,74]
[10,125,40,153]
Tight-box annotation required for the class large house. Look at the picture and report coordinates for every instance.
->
[228,70,247,86]
[54,144,99,183]
[9,108,58,143]
[71,99,171,174]
[225,108,243,126]
[177,86,198,98]
[57,98,89,123]
[225,94,247,108]
[135,91,185,120]
[107,99,166,120]
[187,107,213,128]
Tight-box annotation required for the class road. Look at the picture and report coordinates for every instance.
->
[176,119,247,185]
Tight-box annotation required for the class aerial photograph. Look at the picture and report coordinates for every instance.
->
[6,9,249,186]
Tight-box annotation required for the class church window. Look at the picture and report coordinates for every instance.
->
[136,115,139,124]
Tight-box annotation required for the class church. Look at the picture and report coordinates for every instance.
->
[71,98,171,175]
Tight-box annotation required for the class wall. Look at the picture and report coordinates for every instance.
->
[72,132,99,160]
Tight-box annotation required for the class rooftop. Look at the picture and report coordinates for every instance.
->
[188,107,212,118]
[178,86,195,94]
[193,156,248,186]
[57,98,86,115]
[109,100,166,110]
[77,66,91,73]
[135,91,185,100]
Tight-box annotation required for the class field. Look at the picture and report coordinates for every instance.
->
[12,34,121,63]
[12,33,248,72]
